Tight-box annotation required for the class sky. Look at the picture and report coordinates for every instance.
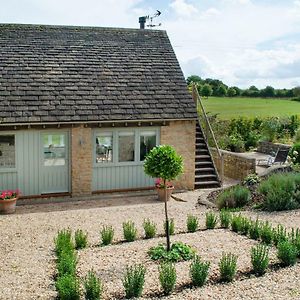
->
[1,0,300,89]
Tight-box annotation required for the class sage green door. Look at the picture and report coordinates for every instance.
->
[40,132,69,193]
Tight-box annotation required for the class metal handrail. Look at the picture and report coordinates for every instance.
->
[192,83,224,185]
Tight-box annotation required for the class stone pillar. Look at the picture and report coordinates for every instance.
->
[160,120,196,190]
[71,125,93,196]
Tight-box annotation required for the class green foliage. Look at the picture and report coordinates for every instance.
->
[249,219,261,240]
[57,251,77,278]
[159,262,177,295]
[219,210,231,228]
[143,145,183,181]
[201,83,213,97]
[205,211,217,229]
[260,221,273,245]
[123,221,138,242]
[258,173,300,211]
[277,240,298,266]
[122,264,146,299]
[100,225,114,246]
[289,228,300,257]
[84,270,103,300]
[240,217,251,235]
[231,214,242,233]
[164,219,175,236]
[56,274,80,300]
[148,242,195,262]
[243,174,261,186]
[54,229,74,258]
[187,214,199,232]
[251,244,269,276]
[143,219,157,239]
[294,129,300,143]
[217,185,250,209]
[272,225,288,246]
[189,256,210,287]
[74,229,88,250]
[218,252,238,282]
[289,143,300,164]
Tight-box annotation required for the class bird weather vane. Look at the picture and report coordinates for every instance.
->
[139,10,162,29]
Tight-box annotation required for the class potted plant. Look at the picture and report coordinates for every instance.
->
[0,189,20,214]
[144,145,183,251]
[155,178,174,201]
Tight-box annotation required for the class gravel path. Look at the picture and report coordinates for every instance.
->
[0,190,300,299]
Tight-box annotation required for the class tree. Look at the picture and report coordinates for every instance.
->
[292,86,300,99]
[216,85,227,97]
[186,75,203,85]
[227,87,237,97]
[201,83,213,98]
[261,86,275,97]
[144,145,183,251]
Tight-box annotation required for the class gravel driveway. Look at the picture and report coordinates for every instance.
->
[0,190,300,299]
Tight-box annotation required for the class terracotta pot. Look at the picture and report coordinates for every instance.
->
[156,187,174,202]
[0,197,18,214]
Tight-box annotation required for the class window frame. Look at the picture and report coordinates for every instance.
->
[0,132,17,172]
[93,127,160,167]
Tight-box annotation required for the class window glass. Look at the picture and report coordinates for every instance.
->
[118,131,135,162]
[0,135,15,168]
[43,134,66,166]
[140,131,156,161]
[96,132,113,163]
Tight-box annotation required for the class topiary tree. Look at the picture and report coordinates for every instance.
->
[144,145,183,251]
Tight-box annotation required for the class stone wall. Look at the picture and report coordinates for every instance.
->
[71,126,93,196]
[160,120,196,190]
[257,141,291,155]
[211,148,256,181]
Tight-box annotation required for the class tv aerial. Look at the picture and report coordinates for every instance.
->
[139,10,162,29]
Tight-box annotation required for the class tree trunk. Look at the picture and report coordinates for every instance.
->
[164,179,171,251]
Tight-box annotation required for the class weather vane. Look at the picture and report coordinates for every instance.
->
[139,10,162,29]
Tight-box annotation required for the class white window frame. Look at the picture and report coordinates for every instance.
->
[0,132,17,172]
[93,127,160,167]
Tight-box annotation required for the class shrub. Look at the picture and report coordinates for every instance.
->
[54,229,74,258]
[258,173,300,211]
[74,229,88,250]
[122,264,146,299]
[249,219,261,240]
[219,252,238,282]
[148,242,195,262]
[84,270,103,300]
[243,173,261,186]
[187,214,199,232]
[231,214,242,233]
[289,143,300,164]
[189,256,210,287]
[57,251,77,277]
[272,224,288,246]
[240,217,251,235]
[143,219,157,239]
[100,225,114,246]
[164,219,175,236]
[289,228,300,256]
[217,186,250,209]
[277,240,298,266]
[159,262,176,295]
[219,210,231,228]
[206,211,217,229]
[260,222,273,245]
[123,221,138,242]
[251,244,269,276]
[56,274,80,300]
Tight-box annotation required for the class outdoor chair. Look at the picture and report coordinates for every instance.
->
[256,148,290,167]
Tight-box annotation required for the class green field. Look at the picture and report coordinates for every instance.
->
[201,97,300,119]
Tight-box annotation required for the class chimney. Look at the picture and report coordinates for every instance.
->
[139,16,146,29]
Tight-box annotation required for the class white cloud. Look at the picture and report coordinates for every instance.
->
[169,0,198,17]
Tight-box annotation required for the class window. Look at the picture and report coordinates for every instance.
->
[96,132,113,163]
[118,131,135,162]
[43,134,66,166]
[140,131,157,161]
[0,135,15,168]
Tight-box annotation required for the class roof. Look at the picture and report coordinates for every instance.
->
[0,24,197,125]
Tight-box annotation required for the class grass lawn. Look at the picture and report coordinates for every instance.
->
[202,97,300,119]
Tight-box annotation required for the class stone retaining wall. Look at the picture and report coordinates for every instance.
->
[211,148,256,181]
